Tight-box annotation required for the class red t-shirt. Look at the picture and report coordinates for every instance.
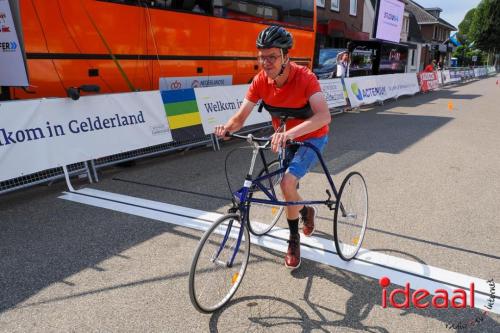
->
[424,64,435,72]
[245,62,329,141]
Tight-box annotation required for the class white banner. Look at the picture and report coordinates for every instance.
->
[319,79,347,109]
[194,84,271,135]
[487,66,496,75]
[0,0,28,86]
[442,70,460,84]
[345,73,419,107]
[474,67,487,77]
[159,75,232,90]
[194,80,348,134]
[374,0,405,43]
[0,91,172,181]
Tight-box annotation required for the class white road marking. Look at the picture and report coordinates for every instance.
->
[60,188,499,314]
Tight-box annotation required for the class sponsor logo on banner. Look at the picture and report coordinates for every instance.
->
[0,40,16,52]
[351,83,387,101]
[0,1,29,86]
[351,83,363,101]
[0,11,9,32]
[170,80,182,90]
[160,75,232,91]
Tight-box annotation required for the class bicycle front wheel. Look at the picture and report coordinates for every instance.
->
[247,160,285,236]
[189,213,250,313]
[334,172,368,261]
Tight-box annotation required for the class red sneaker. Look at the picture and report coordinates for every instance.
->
[301,206,316,237]
[285,234,301,270]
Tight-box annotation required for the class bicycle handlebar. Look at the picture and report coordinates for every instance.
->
[225,132,300,146]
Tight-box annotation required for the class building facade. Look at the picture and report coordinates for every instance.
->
[406,1,456,69]
[316,0,370,49]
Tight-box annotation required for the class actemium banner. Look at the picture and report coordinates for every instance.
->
[345,73,420,107]
[0,0,28,86]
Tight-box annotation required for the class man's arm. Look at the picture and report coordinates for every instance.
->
[286,92,331,140]
[214,98,256,137]
[270,92,331,151]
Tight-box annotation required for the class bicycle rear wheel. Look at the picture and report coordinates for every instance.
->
[189,213,250,313]
[333,172,368,261]
[247,160,285,236]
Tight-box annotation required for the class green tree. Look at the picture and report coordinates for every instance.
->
[475,0,500,52]
[458,8,475,37]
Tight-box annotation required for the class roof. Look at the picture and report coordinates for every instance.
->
[406,0,457,31]
[407,12,424,43]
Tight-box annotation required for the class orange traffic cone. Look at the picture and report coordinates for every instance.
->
[496,79,499,85]
[448,101,453,110]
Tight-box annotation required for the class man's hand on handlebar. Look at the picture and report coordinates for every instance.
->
[214,125,230,139]
[271,131,293,153]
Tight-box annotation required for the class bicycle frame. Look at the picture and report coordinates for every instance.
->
[220,138,343,268]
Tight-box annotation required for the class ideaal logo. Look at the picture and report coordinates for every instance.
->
[380,277,497,330]
[1,41,17,52]
[379,277,475,309]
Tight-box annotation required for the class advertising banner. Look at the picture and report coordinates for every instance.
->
[418,71,439,92]
[345,73,419,107]
[446,70,462,83]
[160,75,232,141]
[0,91,172,181]
[194,84,271,135]
[194,80,348,134]
[319,79,347,109]
[474,67,487,77]
[159,75,232,91]
[0,0,28,86]
[374,0,405,43]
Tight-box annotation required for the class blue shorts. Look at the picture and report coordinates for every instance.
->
[285,135,329,179]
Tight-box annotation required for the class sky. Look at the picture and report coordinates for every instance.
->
[412,0,482,29]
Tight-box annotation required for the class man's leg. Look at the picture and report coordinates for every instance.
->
[281,173,302,269]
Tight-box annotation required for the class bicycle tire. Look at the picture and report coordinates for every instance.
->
[333,172,368,261]
[247,160,285,236]
[189,213,250,313]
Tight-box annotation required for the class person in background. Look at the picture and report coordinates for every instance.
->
[336,50,353,112]
[336,51,350,78]
[424,60,437,72]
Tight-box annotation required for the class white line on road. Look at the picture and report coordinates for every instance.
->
[59,188,499,314]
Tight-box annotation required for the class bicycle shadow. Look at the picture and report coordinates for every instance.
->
[207,249,499,333]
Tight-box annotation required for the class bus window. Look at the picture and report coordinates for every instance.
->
[98,0,212,14]
[213,0,313,30]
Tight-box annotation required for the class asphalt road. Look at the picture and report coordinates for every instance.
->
[1,75,499,332]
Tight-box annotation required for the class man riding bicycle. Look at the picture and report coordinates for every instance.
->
[214,25,331,270]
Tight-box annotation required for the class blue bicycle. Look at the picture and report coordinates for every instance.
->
[188,131,368,313]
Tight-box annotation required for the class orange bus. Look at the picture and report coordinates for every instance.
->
[4,0,317,100]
